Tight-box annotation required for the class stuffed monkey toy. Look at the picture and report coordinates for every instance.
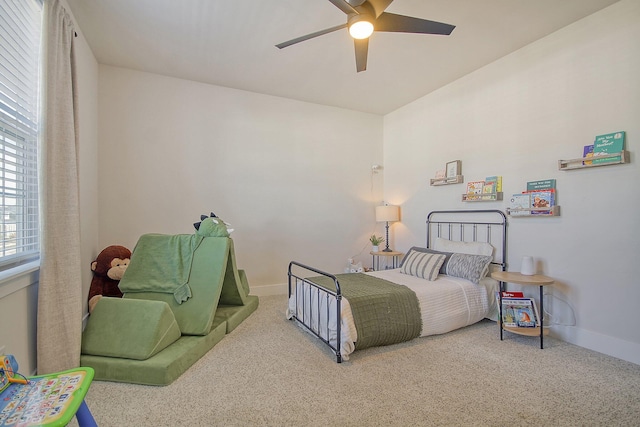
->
[88,245,131,313]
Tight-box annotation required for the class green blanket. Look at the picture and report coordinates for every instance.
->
[309,273,422,350]
[119,234,204,303]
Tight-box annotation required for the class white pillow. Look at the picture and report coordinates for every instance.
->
[433,237,494,257]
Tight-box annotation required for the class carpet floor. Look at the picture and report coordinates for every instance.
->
[73,295,640,426]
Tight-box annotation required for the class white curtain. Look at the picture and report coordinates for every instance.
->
[37,0,82,373]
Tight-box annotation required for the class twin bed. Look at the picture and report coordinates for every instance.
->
[287,210,507,362]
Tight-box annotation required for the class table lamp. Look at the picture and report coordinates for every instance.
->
[375,205,400,252]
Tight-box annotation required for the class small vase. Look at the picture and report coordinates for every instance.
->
[372,245,379,252]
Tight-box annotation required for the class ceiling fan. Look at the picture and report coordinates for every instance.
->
[275,0,455,72]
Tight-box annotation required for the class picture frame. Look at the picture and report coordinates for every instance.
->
[446,160,461,178]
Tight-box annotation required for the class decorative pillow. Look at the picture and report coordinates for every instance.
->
[433,237,493,257]
[444,253,493,284]
[400,247,453,274]
[400,250,446,281]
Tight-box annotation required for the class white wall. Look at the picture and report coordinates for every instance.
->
[384,0,640,364]
[0,270,38,374]
[97,66,384,291]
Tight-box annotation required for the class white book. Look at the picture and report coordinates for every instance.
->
[509,194,531,216]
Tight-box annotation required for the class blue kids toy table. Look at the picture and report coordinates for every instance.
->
[0,355,96,427]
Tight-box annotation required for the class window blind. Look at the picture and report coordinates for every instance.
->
[0,0,42,270]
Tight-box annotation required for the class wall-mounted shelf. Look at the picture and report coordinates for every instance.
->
[506,206,560,217]
[430,175,464,186]
[462,192,503,202]
[558,150,629,170]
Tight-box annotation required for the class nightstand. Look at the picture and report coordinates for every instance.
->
[491,271,554,349]
[370,251,403,271]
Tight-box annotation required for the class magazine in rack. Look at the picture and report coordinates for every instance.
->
[501,296,540,327]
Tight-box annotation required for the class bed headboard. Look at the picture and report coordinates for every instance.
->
[426,210,507,271]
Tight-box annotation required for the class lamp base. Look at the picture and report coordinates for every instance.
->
[383,221,392,252]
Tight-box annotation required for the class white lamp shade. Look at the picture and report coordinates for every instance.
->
[376,205,400,222]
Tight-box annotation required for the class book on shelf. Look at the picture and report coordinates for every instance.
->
[501,297,540,327]
[501,291,524,298]
[526,179,556,191]
[583,144,594,166]
[484,176,502,192]
[530,298,541,326]
[509,194,531,216]
[466,181,485,196]
[593,131,625,164]
[495,291,525,320]
[482,182,496,194]
[524,189,555,215]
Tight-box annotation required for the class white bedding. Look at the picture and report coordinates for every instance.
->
[287,269,499,361]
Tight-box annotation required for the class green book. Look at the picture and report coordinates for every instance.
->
[526,179,556,191]
[593,131,625,164]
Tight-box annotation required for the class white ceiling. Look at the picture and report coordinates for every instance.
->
[65,0,619,115]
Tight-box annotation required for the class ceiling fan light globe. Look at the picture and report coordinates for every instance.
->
[349,19,374,39]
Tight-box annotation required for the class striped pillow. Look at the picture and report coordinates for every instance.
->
[400,250,446,281]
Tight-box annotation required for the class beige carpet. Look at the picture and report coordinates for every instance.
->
[74,295,640,426]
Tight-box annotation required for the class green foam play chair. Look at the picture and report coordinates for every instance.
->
[81,235,258,385]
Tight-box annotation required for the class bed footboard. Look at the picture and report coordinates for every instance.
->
[287,261,343,363]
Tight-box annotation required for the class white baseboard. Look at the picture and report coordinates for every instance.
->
[250,283,288,296]
[553,325,640,366]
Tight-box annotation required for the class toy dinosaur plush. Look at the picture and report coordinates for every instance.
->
[88,245,131,313]
[193,212,234,237]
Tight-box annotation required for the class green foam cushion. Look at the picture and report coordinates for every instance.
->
[125,237,230,336]
[81,297,181,360]
[81,319,227,386]
[218,240,248,306]
[214,295,259,333]
[238,269,251,296]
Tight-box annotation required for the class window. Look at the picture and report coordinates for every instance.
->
[0,0,42,271]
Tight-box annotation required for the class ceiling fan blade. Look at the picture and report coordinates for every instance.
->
[354,38,369,72]
[276,23,348,49]
[367,0,394,17]
[327,0,359,15]
[374,12,455,35]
